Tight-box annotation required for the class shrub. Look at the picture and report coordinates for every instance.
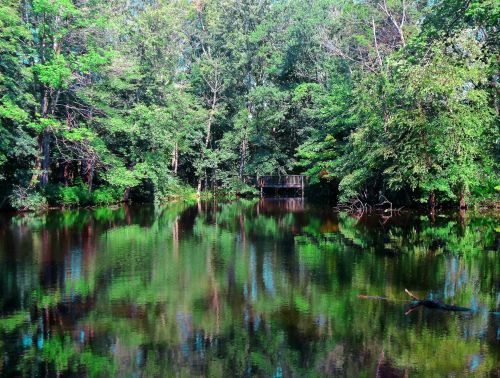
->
[43,183,122,207]
[9,186,48,211]
[59,186,82,207]
[92,187,121,205]
[44,182,91,207]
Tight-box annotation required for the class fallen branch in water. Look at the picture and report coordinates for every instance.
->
[404,289,471,312]
[358,288,472,314]
[404,288,419,300]
[334,193,404,217]
[358,295,391,301]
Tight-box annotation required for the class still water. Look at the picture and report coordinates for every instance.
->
[0,199,499,377]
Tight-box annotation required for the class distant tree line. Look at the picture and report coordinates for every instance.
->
[0,0,498,210]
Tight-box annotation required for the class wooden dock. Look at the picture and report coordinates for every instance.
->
[250,175,307,197]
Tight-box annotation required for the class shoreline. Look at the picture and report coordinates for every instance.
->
[2,195,499,216]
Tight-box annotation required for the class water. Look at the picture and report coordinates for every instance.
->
[0,199,499,377]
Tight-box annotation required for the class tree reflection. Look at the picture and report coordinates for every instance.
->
[0,201,498,376]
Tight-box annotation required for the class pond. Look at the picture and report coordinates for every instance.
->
[0,199,499,377]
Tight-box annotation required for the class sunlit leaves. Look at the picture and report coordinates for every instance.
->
[0,97,28,122]
[27,116,61,132]
[32,0,77,16]
[103,165,144,189]
[34,55,72,89]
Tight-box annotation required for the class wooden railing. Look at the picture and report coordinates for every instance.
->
[253,175,307,189]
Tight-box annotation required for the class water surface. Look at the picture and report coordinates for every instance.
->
[0,199,499,377]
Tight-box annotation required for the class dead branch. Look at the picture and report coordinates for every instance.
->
[404,288,420,301]
[359,289,472,313]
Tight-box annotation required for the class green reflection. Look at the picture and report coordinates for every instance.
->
[0,201,498,376]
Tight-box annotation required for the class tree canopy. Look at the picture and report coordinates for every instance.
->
[0,0,498,209]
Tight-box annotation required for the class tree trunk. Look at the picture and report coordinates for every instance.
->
[123,187,131,202]
[39,89,50,186]
[459,192,467,210]
[171,142,179,175]
[86,159,94,192]
[197,180,202,196]
[197,100,217,197]
[428,191,435,210]
[63,162,70,186]
[30,155,41,187]
[239,138,247,179]
[40,128,50,186]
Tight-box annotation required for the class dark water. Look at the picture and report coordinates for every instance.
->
[0,199,499,377]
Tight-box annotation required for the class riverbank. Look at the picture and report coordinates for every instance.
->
[3,189,499,218]
[2,180,499,213]
[2,183,202,212]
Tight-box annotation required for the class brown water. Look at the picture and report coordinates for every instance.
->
[0,199,499,377]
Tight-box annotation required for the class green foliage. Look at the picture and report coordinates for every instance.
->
[32,0,77,15]
[103,166,144,189]
[0,0,497,209]
[333,30,497,204]
[59,185,83,206]
[92,187,121,205]
[76,49,110,74]
[0,312,29,332]
[9,186,48,211]
[296,134,337,185]
[0,97,29,122]
[34,55,72,89]
[44,183,122,207]
[44,183,89,207]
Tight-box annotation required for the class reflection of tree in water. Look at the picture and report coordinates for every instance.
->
[0,202,498,376]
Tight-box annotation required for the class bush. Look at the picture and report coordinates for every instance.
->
[144,173,198,202]
[43,182,124,207]
[9,186,48,211]
[92,187,121,205]
[59,186,82,207]
[216,175,257,197]
[44,182,91,207]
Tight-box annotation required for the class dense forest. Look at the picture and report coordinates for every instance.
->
[0,0,498,210]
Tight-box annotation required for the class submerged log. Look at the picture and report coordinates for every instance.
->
[358,289,472,314]
[404,289,471,312]
[408,299,471,312]
[358,295,391,301]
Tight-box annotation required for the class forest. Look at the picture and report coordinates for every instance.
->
[0,0,498,210]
